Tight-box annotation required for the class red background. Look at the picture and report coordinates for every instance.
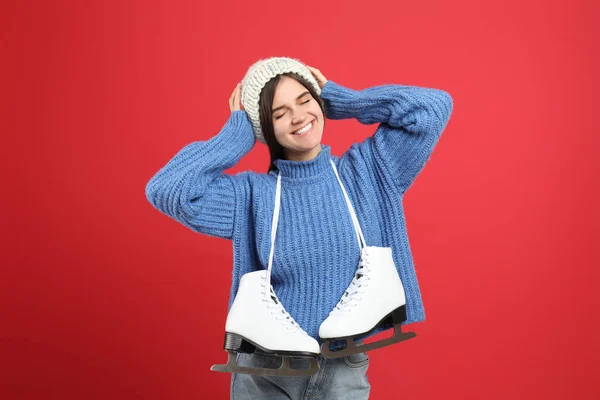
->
[2,0,599,399]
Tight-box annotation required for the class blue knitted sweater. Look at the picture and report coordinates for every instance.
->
[145,81,453,342]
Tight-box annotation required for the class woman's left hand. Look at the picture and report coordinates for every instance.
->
[306,65,327,89]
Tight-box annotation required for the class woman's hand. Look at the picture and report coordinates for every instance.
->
[306,65,327,89]
[229,83,243,113]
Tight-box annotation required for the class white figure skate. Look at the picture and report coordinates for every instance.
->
[211,173,320,376]
[318,160,416,358]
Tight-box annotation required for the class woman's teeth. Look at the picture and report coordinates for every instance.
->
[293,122,312,135]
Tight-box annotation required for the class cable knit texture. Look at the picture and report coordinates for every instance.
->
[145,81,453,342]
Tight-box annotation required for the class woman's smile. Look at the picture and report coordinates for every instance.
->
[292,120,315,136]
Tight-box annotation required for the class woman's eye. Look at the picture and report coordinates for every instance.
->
[274,99,309,120]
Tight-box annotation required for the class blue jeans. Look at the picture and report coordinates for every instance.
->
[230,351,370,399]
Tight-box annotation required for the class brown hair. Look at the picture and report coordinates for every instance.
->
[258,73,325,172]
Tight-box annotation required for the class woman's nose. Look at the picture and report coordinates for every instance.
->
[292,114,306,124]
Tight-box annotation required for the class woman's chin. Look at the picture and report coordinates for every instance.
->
[299,132,322,147]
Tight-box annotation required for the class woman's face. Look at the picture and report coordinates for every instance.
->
[271,76,324,161]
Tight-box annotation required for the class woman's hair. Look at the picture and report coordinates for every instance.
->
[258,73,325,172]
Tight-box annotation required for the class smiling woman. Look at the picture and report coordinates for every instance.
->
[145,56,453,399]
[257,71,326,169]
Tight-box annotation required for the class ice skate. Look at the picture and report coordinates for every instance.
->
[318,160,416,358]
[211,174,320,377]
[210,271,320,376]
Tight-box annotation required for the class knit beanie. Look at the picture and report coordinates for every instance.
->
[241,57,321,144]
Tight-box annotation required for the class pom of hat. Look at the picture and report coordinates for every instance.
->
[241,57,321,144]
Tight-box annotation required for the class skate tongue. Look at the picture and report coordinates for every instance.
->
[268,286,281,305]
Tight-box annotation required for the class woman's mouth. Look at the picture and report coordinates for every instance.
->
[292,120,314,136]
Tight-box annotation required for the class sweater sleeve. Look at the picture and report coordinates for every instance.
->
[322,80,453,194]
[144,111,255,239]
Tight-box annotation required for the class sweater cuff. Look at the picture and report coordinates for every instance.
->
[320,80,360,120]
[204,110,256,158]
[224,110,255,145]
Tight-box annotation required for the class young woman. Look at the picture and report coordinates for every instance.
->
[145,57,453,399]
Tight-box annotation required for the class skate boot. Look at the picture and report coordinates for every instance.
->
[319,160,416,358]
[211,270,320,376]
[211,173,320,376]
[319,246,416,358]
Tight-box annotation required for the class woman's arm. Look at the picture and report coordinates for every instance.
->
[145,110,255,239]
[322,80,453,194]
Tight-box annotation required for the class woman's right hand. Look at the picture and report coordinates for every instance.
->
[229,83,243,113]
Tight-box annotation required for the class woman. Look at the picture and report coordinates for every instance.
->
[145,57,453,399]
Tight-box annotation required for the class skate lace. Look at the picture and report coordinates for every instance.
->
[260,172,307,334]
[260,278,304,332]
[330,159,372,314]
[333,256,371,313]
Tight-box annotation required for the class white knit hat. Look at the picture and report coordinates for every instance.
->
[241,57,321,144]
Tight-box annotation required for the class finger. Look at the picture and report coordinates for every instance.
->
[238,84,244,110]
[307,66,322,80]
[229,85,239,108]
[234,85,241,108]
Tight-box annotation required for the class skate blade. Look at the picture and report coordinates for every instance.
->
[210,351,320,377]
[320,325,416,358]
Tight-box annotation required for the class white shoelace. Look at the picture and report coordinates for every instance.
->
[333,256,371,313]
[329,159,373,313]
[260,278,304,332]
[264,160,371,330]
[262,174,306,333]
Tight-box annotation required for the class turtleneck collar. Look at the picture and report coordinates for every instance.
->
[273,145,332,180]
